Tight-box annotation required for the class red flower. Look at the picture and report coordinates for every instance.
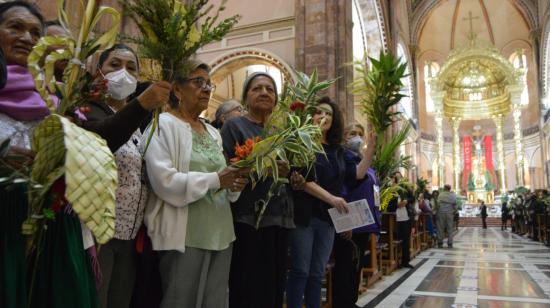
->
[290,101,305,112]
[79,106,91,113]
[51,200,62,212]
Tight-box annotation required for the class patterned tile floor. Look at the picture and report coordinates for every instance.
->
[357,227,550,308]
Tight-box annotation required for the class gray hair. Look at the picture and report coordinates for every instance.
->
[213,99,241,128]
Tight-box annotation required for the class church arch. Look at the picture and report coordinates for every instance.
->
[204,48,295,120]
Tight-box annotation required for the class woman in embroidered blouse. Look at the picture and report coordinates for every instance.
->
[143,61,248,308]
[87,44,171,308]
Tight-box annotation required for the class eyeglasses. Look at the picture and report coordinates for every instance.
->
[187,77,216,92]
[225,105,244,115]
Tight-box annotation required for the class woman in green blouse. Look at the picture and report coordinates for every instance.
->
[142,61,249,308]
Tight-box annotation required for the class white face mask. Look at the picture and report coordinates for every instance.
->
[103,68,137,100]
[346,135,364,153]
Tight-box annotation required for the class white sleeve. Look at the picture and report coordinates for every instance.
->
[144,125,220,207]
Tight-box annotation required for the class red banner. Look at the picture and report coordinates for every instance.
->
[484,135,493,171]
[463,136,472,189]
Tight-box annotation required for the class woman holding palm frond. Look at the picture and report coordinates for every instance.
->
[221,72,296,308]
[286,97,374,308]
[76,44,171,308]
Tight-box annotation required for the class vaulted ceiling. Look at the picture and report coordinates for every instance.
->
[417,0,531,56]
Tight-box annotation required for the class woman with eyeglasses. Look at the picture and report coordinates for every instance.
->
[142,60,249,308]
[212,99,244,129]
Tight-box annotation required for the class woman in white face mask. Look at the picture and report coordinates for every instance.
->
[77,44,171,308]
[331,123,380,307]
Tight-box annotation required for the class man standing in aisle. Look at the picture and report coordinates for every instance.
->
[436,185,457,248]
[480,201,488,229]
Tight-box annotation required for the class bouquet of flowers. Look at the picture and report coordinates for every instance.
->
[118,0,240,152]
[232,69,336,228]
[22,0,121,245]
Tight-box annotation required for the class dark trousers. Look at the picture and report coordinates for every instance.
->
[332,232,370,308]
[229,223,288,308]
[501,217,508,230]
[98,239,136,308]
[396,220,411,266]
[130,228,162,308]
[482,216,487,229]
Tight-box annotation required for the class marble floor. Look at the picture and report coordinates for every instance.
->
[357,227,550,308]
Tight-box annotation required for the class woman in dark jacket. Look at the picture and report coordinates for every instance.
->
[286,97,372,308]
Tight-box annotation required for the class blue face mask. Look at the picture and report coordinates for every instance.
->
[346,135,364,153]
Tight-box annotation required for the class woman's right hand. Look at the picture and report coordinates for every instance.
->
[137,81,172,111]
[329,195,349,214]
[218,167,249,190]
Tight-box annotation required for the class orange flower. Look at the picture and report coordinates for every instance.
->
[234,137,262,160]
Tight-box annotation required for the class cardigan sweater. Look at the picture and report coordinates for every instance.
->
[142,112,240,253]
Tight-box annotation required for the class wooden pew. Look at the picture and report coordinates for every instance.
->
[361,233,383,288]
[411,217,422,257]
[419,213,431,250]
[380,213,400,274]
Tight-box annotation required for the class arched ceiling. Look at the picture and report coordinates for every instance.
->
[416,0,531,55]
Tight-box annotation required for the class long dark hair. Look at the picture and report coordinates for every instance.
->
[98,43,139,71]
[317,96,344,145]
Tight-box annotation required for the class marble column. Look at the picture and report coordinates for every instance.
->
[512,105,525,186]
[452,117,461,192]
[496,117,507,192]
[436,110,444,188]
[494,115,507,193]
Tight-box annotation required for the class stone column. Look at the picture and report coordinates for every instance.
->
[494,115,507,193]
[452,117,461,192]
[512,105,525,186]
[295,0,354,122]
[435,110,444,188]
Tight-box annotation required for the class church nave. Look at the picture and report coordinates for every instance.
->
[359,228,550,308]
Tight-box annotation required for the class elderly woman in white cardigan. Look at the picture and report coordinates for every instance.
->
[142,62,248,308]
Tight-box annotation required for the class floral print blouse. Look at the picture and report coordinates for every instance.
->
[113,130,148,240]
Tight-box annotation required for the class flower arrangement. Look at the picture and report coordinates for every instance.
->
[232,69,336,228]
[23,0,121,245]
[118,0,240,152]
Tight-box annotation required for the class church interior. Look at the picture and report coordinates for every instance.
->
[4,0,550,307]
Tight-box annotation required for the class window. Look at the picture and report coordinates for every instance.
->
[424,61,439,113]
[397,43,413,119]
